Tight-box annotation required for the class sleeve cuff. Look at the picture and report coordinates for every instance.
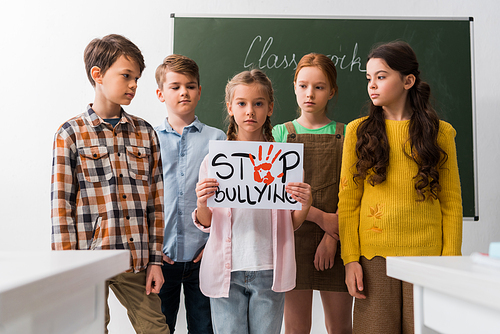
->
[192,208,211,233]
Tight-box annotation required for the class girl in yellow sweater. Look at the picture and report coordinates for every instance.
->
[338,41,463,333]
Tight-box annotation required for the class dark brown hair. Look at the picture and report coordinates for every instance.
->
[355,41,447,201]
[155,54,200,89]
[225,69,274,142]
[84,34,145,87]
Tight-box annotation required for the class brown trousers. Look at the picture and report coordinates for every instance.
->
[353,256,414,334]
[105,271,170,334]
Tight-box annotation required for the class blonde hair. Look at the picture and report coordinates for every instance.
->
[225,69,275,142]
[294,53,338,114]
[155,54,200,89]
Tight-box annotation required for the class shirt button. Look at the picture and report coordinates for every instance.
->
[126,216,130,220]
[180,172,184,176]
[225,263,230,269]
[179,191,183,196]
[129,238,134,242]
[178,211,182,215]
[226,237,231,242]
[138,152,141,156]
[122,195,127,199]
[117,152,121,157]
[119,174,123,177]
[181,153,185,157]
[93,154,97,158]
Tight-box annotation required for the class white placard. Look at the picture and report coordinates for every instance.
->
[207,140,304,210]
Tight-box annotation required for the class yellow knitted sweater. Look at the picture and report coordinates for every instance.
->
[339,117,463,265]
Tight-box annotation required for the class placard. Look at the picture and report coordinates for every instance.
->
[207,140,304,210]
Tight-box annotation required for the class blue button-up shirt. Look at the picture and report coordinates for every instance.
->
[155,117,226,262]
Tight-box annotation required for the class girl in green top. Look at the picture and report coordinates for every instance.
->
[273,53,352,334]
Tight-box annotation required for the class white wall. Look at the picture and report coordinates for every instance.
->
[2,1,499,333]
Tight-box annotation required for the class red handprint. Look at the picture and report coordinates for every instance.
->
[249,144,284,185]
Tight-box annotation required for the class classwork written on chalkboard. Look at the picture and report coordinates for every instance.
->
[242,35,364,73]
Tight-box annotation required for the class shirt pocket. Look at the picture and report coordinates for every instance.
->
[126,146,150,181]
[78,146,113,183]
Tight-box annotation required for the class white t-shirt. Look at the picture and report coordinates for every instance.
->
[231,208,273,272]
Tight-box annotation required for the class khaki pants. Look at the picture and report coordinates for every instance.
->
[105,271,170,334]
[353,256,414,334]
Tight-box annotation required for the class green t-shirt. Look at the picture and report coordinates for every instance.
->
[272,119,344,143]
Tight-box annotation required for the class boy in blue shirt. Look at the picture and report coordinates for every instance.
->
[154,54,225,333]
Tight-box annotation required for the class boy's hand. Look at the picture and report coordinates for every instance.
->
[285,182,312,208]
[193,249,204,263]
[196,178,219,207]
[146,264,164,295]
[162,254,174,265]
[314,233,337,271]
[345,261,366,299]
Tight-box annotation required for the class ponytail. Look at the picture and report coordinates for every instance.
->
[407,80,446,200]
[262,116,275,142]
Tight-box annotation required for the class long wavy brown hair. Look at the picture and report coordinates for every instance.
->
[225,69,275,142]
[354,41,447,201]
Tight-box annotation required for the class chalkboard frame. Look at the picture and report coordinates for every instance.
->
[171,14,478,220]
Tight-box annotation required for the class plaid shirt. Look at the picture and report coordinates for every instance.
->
[51,105,164,273]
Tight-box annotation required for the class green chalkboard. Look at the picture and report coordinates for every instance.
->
[172,15,477,219]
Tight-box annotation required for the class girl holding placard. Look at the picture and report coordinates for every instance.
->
[273,53,352,334]
[194,69,312,334]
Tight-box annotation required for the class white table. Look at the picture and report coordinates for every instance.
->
[0,250,130,334]
[387,256,500,334]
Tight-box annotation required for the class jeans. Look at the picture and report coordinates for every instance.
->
[210,270,285,334]
[159,261,213,334]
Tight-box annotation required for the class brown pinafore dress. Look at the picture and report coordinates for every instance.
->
[285,121,348,291]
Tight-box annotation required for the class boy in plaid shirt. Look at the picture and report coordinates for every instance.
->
[51,34,169,334]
